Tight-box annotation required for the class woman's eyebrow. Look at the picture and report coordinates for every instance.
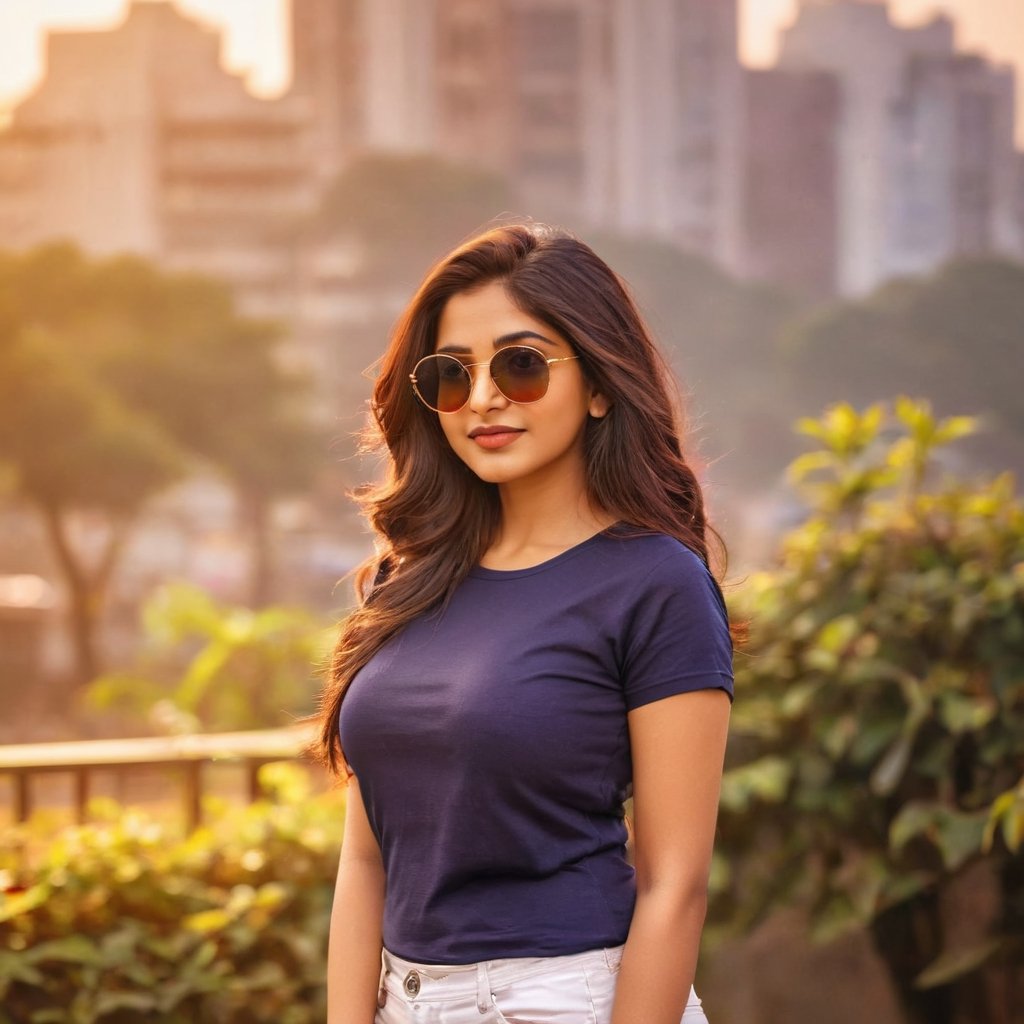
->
[494,330,556,349]
[436,330,557,355]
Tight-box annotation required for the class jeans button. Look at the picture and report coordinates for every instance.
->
[404,970,421,997]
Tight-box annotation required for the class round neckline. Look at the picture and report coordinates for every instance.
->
[469,526,620,580]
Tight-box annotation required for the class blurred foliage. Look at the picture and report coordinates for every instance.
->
[0,764,343,1023]
[782,257,1024,476]
[0,245,325,683]
[312,153,520,291]
[572,247,1024,496]
[0,321,184,512]
[712,398,1024,1024]
[588,232,803,487]
[83,583,333,734]
[0,244,321,499]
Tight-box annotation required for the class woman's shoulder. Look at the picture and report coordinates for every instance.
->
[599,525,709,575]
[595,526,725,615]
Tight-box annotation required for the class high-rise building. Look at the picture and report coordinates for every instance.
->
[741,68,841,296]
[600,0,744,268]
[432,0,599,223]
[670,0,745,268]
[1016,153,1024,254]
[778,0,955,295]
[290,0,363,181]
[289,0,744,268]
[887,52,1023,274]
[291,0,436,162]
[362,0,438,151]
[0,2,317,320]
[432,0,514,172]
[776,0,1024,293]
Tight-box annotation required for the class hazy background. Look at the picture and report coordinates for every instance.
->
[0,0,1022,711]
[2,0,1023,146]
[0,4,1022,1021]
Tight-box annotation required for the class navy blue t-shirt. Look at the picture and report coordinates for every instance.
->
[339,529,734,964]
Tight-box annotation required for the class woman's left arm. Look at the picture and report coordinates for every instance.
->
[611,688,732,1024]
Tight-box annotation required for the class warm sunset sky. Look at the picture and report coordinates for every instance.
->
[0,0,1022,143]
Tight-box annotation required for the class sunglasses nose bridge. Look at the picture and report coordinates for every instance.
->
[465,355,509,410]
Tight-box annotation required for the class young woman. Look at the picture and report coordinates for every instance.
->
[314,223,734,1024]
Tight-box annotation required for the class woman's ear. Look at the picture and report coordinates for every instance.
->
[588,391,611,418]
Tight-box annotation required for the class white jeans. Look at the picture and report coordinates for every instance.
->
[375,945,710,1024]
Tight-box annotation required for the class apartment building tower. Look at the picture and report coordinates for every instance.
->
[887,52,1023,274]
[289,0,744,270]
[778,0,1022,295]
[0,2,317,320]
[606,0,743,266]
[741,67,841,296]
[290,0,362,182]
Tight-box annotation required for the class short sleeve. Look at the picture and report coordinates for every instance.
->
[620,546,734,710]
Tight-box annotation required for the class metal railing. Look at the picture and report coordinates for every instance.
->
[0,724,318,831]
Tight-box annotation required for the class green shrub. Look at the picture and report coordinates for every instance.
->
[0,765,344,1023]
[713,399,1024,1024]
[83,583,335,734]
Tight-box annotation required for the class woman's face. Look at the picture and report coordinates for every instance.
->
[432,280,608,489]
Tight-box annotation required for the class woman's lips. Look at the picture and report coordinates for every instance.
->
[469,426,524,450]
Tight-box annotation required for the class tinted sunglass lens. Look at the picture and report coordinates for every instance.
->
[415,355,471,412]
[492,346,550,403]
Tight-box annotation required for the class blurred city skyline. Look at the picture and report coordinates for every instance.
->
[1,0,1023,143]
[1,0,1021,730]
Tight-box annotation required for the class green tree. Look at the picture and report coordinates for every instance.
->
[782,258,1024,474]
[84,583,332,734]
[0,317,185,686]
[0,245,322,685]
[713,399,1024,1024]
[587,232,805,489]
[312,152,520,291]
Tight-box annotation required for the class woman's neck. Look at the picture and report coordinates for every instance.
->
[481,472,616,571]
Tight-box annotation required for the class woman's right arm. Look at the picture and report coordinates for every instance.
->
[327,774,386,1024]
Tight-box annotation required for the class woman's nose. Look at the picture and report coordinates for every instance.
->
[467,362,509,412]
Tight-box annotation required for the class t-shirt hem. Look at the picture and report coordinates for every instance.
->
[383,934,630,966]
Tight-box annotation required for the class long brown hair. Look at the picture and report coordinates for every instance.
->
[312,223,730,776]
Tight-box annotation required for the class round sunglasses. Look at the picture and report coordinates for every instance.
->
[409,345,579,414]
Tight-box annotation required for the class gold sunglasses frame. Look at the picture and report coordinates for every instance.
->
[409,345,579,414]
